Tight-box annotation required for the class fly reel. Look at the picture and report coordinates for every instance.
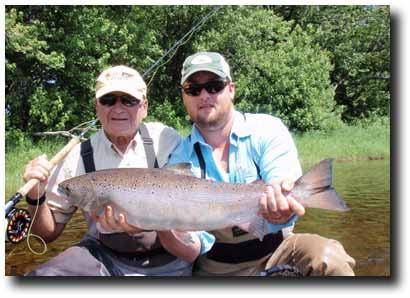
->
[6,207,31,244]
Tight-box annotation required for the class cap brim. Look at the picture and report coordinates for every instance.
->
[96,83,145,100]
[181,68,229,85]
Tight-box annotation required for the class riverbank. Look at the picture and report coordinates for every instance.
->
[4,121,389,198]
[293,120,389,167]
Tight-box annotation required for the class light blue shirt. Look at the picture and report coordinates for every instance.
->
[168,111,303,250]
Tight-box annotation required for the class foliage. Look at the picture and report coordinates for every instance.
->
[6,6,161,143]
[5,5,390,142]
[271,5,390,122]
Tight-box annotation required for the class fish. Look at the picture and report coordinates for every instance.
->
[57,159,349,240]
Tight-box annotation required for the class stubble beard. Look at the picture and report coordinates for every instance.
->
[194,108,233,132]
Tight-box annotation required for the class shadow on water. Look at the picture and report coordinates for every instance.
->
[5,159,390,276]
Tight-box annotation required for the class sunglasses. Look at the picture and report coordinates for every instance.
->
[182,79,229,96]
[98,94,141,107]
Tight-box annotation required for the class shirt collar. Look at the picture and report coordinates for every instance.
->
[231,111,252,139]
[185,125,207,158]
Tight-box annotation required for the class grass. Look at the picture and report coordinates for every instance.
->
[4,122,389,199]
[5,138,67,199]
[293,122,390,166]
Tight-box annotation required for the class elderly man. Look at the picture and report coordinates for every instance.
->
[23,65,213,276]
[168,52,356,276]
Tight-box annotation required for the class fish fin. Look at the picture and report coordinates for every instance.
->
[296,159,334,190]
[96,222,122,234]
[292,159,350,212]
[164,163,193,176]
[236,223,250,232]
[304,188,350,211]
[243,216,267,241]
[251,179,265,185]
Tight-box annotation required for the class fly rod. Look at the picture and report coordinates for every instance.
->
[5,120,98,243]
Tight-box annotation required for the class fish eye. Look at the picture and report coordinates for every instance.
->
[61,185,71,195]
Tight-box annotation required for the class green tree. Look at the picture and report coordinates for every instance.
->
[6,6,162,145]
[271,5,390,122]
[9,5,379,142]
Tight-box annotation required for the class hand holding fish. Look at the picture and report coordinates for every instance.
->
[91,205,144,235]
[90,205,201,262]
[258,179,305,224]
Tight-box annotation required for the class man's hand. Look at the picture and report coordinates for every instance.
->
[258,178,305,224]
[23,154,52,199]
[91,205,201,263]
[91,205,144,235]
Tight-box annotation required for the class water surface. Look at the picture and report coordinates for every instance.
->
[295,159,390,276]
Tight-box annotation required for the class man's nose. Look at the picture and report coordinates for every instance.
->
[112,98,125,109]
[199,88,212,101]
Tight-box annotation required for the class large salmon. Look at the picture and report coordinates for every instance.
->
[57,159,349,239]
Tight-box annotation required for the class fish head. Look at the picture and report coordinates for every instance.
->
[57,174,95,200]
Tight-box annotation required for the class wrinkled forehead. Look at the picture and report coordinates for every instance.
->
[185,71,222,84]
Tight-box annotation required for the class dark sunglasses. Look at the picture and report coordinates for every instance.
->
[181,79,229,96]
[98,94,141,107]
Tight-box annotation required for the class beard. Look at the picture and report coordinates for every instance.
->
[194,106,233,131]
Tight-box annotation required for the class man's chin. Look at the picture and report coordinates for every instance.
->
[196,116,221,130]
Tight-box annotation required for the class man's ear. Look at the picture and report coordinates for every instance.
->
[142,99,149,117]
[229,82,235,102]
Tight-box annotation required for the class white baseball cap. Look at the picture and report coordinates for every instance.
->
[95,65,147,100]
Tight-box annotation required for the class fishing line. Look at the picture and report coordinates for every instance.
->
[145,28,196,88]
[25,184,47,255]
[143,6,222,86]
[5,184,47,260]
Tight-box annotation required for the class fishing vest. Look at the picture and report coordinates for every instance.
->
[80,123,173,260]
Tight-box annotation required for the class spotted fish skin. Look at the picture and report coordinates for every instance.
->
[57,159,349,239]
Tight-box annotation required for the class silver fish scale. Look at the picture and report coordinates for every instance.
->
[59,167,265,231]
[58,159,349,235]
[102,184,262,231]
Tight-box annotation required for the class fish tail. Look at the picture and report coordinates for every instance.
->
[305,187,350,211]
[293,159,350,212]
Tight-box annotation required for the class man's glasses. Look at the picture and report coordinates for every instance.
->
[182,79,229,96]
[98,94,141,107]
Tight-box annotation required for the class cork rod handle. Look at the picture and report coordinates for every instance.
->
[16,137,81,196]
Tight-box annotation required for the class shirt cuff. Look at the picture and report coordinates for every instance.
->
[195,231,216,254]
[266,214,299,234]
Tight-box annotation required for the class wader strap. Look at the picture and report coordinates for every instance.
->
[139,123,159,169]
[206,231,283,264]
[194,142,206,179]
[80,139,96,173]
[80,142,122,275]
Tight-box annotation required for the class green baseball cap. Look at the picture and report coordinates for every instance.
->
[180,52,232,85]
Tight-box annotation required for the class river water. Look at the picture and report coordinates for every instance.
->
[5,159,390,276]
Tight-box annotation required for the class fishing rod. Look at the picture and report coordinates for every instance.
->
[5,119,98,244]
